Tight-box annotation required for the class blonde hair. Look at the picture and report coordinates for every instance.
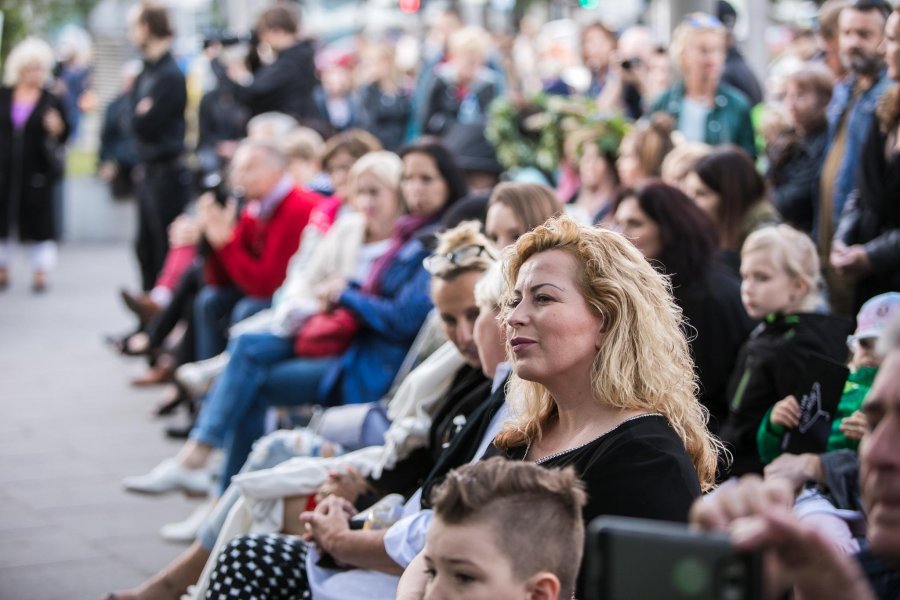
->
[660,141,713,186]
[348,150,403,191]
[3,37,55,87]
[474,261,505,313]
[281,127,325,162]
[448,25,491,62]
[496,216,720,491]
[670,13,727,73]
[741,225,824,312]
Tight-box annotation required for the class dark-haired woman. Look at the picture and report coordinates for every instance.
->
[398,137,469,247]
[684,145,780,273]
[614,181,754,430]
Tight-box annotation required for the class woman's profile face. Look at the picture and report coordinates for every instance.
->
[402,152,451,217]
[485,203,525,250]
[433,270,483,368]
[615,136,643,188]
[614,196,663,260]
[473,305,506,379]
[578,144,612,189]
[354,171,402,238]
[505,249,604,388]
[683,171,721,223]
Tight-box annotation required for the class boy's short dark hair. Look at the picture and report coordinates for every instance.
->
[430,457,587,599]
[137,2,174,39]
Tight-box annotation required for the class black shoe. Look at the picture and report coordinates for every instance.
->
[165,421,194,440]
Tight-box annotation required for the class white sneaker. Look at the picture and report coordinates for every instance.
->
[175,352,229,397]
[160,499,215,543]
[122,458,213,496]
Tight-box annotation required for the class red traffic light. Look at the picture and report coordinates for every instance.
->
[399,0,420,13]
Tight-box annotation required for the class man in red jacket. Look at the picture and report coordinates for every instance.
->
[194,140,316,359]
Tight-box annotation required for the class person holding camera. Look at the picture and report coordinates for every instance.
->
[210,5,317,123]
[192,140,317,363]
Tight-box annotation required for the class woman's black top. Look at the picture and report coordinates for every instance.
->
[493,413,702,596]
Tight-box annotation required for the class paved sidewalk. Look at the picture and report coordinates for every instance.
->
[0,240,206,599]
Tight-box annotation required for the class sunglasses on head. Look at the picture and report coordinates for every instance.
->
[682,13,724,29]
[424,244,489,274]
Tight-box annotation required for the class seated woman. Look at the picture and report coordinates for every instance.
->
[683,145,780,273]
[483,182,563,249]
[613,181,754,431]
[122,149,435,496]
[105,224,500,600]
[488,215,719,594]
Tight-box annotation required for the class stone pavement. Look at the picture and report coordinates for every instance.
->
[0,179,204,599]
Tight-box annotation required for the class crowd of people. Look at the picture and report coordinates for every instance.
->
[3,0,900,598]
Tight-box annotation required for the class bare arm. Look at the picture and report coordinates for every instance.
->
[300,496,404,575]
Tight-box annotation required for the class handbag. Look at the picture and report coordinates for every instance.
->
[293,308,359,358]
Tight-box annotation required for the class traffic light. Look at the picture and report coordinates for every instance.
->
[399,0,421,13]
[579,0,600,8]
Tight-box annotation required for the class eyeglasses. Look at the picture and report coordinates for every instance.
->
[424,244,490,274]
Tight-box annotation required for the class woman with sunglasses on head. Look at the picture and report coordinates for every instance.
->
[650,12,756,158]
[194,224,507,600]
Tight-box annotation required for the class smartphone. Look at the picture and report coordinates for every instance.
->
[583,516,762,600]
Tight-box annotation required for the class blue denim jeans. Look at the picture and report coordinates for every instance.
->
[194,285,271,360]
[189,332,338,492]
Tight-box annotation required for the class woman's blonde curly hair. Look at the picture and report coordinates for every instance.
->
[495,215,722,491]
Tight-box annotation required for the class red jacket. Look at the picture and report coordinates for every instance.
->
[205,186,317,297]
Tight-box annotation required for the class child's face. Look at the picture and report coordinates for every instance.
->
[423,519,530,600]
[739,250,806,319]
[851,337,882,369]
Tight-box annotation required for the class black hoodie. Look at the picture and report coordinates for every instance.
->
[720,312,854,477]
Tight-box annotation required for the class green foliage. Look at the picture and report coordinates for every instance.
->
[0,0,100,68]
[485,92,631,176]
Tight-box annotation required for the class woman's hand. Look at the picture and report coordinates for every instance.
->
[314,277,348,312]
[315,466,370,505]
[43,108,64,138]
[771,395,801,429]
[299,494,356,555]
[839,410,867,441]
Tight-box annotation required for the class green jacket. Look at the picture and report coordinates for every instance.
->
[757,365,879,465]
[650,81,756,158]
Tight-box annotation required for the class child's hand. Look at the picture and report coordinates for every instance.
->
[839,410,867,440]
[771,395,801,429]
